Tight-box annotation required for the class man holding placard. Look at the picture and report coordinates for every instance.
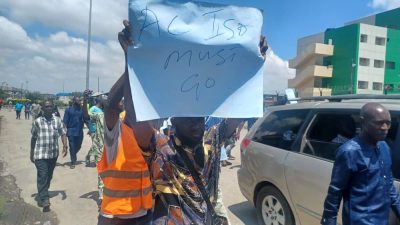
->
[97,1,267,224]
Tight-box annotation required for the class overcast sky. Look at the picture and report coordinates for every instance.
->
[0,0,397,94]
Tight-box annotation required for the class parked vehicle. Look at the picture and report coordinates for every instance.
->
[238,95,400,225]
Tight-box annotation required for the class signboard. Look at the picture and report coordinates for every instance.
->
[127,0,265,121]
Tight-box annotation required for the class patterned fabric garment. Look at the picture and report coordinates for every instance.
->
[87,111,105,159]
[31,115,66,160]
[87,111,105,198]
[151,121,226,225]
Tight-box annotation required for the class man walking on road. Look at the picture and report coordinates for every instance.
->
[24,101,31,120]
[31,100,68,212]
[31,101,42,120]
[63,96,85,169]
[321,103,400,225]
[15,101,23,119]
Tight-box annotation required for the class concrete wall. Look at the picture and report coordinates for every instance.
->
[297,32,325,55]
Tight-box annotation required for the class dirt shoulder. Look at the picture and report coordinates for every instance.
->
[0,115,58,225]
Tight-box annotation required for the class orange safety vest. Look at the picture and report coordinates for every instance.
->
[97,122,152,216]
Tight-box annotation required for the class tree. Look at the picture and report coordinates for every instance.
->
[25,91,43,102]
[0,89,8,99]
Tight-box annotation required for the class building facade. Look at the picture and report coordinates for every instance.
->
[289,8,400,97]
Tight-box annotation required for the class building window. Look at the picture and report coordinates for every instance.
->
[373,82,383,90]
[385,84,394,90]
[314,78,323,87]
[375,37,386,46]
[358,81,369,89]
[386,61,395,69]
[374,60,384,68]
[360,34,368,43]
[359,58,370,66]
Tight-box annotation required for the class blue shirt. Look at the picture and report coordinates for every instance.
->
[24,103,31,111]
[63,106,84,137]
[15,103,23,111]
[322,137,400,225]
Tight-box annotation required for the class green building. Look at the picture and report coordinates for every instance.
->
[289,8,400,97]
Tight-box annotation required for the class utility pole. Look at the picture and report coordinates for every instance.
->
[85,0,93,90]
[98,76,100,92]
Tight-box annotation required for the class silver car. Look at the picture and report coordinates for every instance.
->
[237,96,400,225]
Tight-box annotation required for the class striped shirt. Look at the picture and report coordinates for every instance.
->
[31,115,66,160]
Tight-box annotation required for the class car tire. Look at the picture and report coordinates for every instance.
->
[256,186,295,225]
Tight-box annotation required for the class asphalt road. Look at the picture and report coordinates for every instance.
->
[0,108,257,225]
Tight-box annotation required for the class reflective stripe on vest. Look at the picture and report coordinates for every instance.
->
[103,186,153,198]
[99,170,150,179]
[97,122,153,215]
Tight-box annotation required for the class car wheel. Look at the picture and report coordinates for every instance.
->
[256,186,294,225]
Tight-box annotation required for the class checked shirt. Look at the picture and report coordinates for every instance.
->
[31,115,66,160]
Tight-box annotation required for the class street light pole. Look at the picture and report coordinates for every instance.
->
[350,58,356,94]
[85,0,93,90]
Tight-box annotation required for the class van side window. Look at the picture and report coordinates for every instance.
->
[303,113,360,161]
[388,114,400,179]
[252,109,310,150]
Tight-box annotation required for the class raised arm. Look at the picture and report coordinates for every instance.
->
[122,71,154,150]
[104,73,125,130]
[119,20,154,149]
[104,20,132,130]
[83,90,90,121]
[105,20,154,150]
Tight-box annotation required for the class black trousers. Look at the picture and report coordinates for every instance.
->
[97,211,152,225]
[34,158,57,204]
[68,135,83,164]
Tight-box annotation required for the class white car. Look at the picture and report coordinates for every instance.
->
[238,95,400,225]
